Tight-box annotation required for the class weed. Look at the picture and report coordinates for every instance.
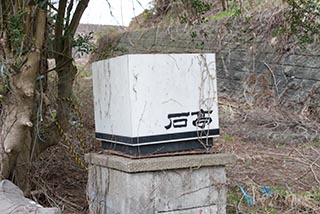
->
[73,32,95,57]
[79,72,92,78]
[286,0,320,43]
[190,31,197,39]
[266,207,277,214]
[191,0,212,15]
[305,189,320,201]
[227,193,241,204]
[207,8,241,21]
[0,84,5,94]
[272,185,288,197]
[224,135,234,143]
[313,139,320,148]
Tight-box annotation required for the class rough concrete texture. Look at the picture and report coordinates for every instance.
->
[87,153,235,214]
[85,153,236,172]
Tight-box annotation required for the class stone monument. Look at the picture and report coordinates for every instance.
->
[87,53,235,213]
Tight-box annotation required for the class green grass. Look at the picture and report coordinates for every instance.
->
[223,135,234,143]
[0,84,5,93]
[272,185,288,197]
[227,193,241,204]
[79,71,92,78]
[207,9,241,21]
[227,184,320,213]
[305,189,320,201]
[266,207,277,214]
[313,139,320,148]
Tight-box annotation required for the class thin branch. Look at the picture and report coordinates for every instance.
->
[47,2,58,12]
[67,0,90,36]
[54,0,68,53]
[310,166,320,185]
[264,62,279,100]
[66,0,74,28]
[35,8,46,50]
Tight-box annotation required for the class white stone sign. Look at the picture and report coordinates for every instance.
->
[92,54,219,154]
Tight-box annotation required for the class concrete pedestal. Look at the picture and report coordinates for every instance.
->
[85,153,236,214]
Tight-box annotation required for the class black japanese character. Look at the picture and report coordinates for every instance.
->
[191,109,213,129]
[165,112,190,130]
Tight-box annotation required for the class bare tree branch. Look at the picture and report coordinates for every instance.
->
[54,0,67,53]
[67,0,90,36]
[66,0,74,28]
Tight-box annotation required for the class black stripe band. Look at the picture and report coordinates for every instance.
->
[96,129,220,145]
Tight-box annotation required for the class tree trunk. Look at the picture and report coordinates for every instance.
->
[0,0,89,191]
[0,8,46,191]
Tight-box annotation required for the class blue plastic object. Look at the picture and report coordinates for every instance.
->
[238,183,255,206]
[260,186,272,195]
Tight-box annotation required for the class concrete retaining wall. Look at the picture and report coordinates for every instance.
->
[104,21,320,114]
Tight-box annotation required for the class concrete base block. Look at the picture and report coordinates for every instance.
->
[85,153,236,214]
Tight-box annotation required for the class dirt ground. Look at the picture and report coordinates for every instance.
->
[218,97,320,213]
[32,63,320,214]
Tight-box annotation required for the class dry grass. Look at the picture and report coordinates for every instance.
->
[129,0,286,29]
[239,0,286,13]
[29,61,99,214]
[26,2,319,212]
[91,26,126,61]
[217,97,320,213]
[29,74,320,213]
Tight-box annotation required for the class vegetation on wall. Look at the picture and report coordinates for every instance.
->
[129,0,319,44]
[286,0,320,43]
